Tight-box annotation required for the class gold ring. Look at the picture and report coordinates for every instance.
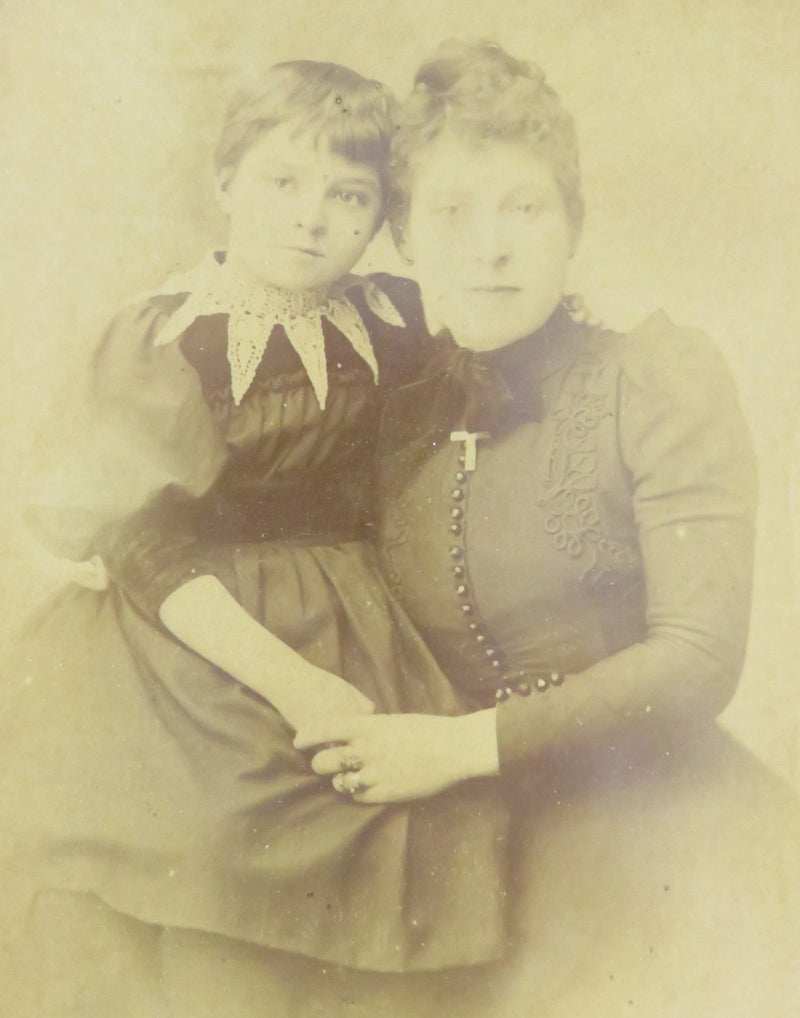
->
[333,773,368,796]
[338,751,363,773]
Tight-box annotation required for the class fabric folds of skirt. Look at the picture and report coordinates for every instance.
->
[0,540,509,973]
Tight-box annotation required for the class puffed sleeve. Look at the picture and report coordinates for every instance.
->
[495,311,758,773]
[26,297,229,616]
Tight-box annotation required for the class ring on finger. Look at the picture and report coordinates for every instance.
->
[338,750,363,773]
[333,772,368,797]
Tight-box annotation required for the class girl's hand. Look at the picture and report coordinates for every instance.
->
[293,710,499,803]
[158,575,375,731]
[274,667,375,733]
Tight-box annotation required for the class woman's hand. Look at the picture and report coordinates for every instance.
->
[273,666,375,733]
[293,710,499,803]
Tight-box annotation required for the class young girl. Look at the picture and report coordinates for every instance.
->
[3,61,507,1015]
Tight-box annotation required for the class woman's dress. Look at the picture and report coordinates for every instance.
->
[377,299,800,1014]
[0,269,508,1002]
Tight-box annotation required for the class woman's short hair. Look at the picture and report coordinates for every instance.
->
[215,61,397,211]
[390,40,584,240]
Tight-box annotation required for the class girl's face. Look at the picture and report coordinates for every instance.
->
[402,130,574,351]
[220,121,383,292]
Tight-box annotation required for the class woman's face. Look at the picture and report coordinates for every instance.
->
[219,121,383,292]
[402,130,574,351]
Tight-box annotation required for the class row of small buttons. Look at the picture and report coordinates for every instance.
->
[494,671,565,702]
[447,449,566,705]
[447,457,513,691]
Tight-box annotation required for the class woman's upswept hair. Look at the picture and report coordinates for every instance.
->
[390,40,584,240]
[216,60,397,212]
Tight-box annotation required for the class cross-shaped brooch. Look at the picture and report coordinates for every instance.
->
[449,430,490,472]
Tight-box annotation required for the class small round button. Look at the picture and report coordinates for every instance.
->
[449,523,463,535]
[452,565,465,579]
[455,584,468,597]
[450,507,463,520]
[475,633,486,644]
[550,671,564,686]
[451,488,465,502]
[517,682,532,696]
[449,546,463,560]
[454,471,467,484]
[535,676,550,692]
[494,687,511,703]
[461,603,474,615]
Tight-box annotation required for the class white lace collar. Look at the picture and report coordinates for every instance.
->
[150,252,406,408]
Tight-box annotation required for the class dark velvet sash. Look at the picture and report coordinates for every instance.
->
[185,464,373,544]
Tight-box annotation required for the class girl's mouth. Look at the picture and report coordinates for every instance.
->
[282,245,325,258]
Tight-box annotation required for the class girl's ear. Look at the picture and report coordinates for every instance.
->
[568,222,582,260]
[390,217,414,265]
[216,166,236,215]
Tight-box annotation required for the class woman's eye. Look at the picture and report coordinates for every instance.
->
[272,176,294,190]
[515,202,543,215]
[437,204,462,217]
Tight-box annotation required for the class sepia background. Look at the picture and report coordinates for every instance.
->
[1,0,798,788]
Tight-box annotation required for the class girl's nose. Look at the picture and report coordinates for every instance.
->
[296,194,328,239]
[299,218,327,239]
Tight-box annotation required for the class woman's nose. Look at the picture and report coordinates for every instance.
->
[472,216,511,267]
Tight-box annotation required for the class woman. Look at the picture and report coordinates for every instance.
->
[297,40,800,1015]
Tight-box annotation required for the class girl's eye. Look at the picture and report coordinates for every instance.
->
[334,189,369,207]
[273,176,294,190]
[437,204,462,217]
[515,202,543,215]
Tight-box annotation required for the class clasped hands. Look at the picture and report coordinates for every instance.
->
[294,712,478,803]
[279,666,498,804]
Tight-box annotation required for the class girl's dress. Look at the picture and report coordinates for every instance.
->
[375,297,800,1014]
[0,256,508,1005]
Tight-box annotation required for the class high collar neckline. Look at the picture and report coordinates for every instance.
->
[146,252,405,407]
[433,301,585,395]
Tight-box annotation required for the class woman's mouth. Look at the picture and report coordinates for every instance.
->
[467,285,521,294]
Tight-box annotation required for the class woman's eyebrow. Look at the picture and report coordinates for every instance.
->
[425,188,470,203]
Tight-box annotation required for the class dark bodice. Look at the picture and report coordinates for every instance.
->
[377,309,758,770]
[92,274,430,614]
[174,314,382,544]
